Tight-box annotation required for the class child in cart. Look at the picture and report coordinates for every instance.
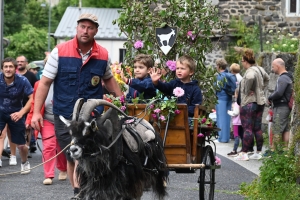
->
[227,88,243,156]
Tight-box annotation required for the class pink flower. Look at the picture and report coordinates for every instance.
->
[215,156,221,165]
[154,108,161,114]
[125,119,134,124]
[187,31,196,40]
[166,60,176,71]
[149,104,154,109]
[197,133,204,137]
[159,115,166,121]
[134,40,143,49]
[173,87,185,97]
[116,69,121,74]
[152,114,157,118]
[120,106,126,111]
[174,109,181,115]
[201,118,207,124]
[120,95,125,103]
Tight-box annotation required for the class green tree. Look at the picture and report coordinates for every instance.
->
[5,24,49,62]
[24,0,49,29]
[84,0,122,8]
[115,0,225,107]
[52,0,122,22]
[4,0,27,35]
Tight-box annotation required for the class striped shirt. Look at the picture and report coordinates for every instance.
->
[43,47,112,80]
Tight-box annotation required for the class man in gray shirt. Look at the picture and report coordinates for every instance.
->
[268,58,293,149]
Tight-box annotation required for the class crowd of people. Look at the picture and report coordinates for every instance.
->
[0,12,294,199]
[216,50,293,161]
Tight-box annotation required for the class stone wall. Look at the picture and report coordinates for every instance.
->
[218,0,300,36]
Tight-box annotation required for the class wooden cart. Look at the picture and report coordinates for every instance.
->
[125,103,221,200]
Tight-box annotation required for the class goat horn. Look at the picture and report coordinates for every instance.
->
[79,99,129,122]
[72,98,85,121]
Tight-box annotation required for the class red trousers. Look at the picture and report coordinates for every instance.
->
[41,120,67,178]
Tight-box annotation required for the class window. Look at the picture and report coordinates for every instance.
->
[119,49,126,63]
[286,0,300,16]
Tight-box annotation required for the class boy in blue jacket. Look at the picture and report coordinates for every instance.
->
[150,55,202,117]
[122,54,156,102]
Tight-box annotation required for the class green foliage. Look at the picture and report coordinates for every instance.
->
[240,179,300,200]
[228,17,260,52]
[239,148,300,199]
[114,0,225,107]
[4,0,27,35]
[5,24,50,62]
[52,0,122,19]
[24,0,49,29]
[264,29,299,53]
[290,46,300,177]
[84,0,122,8]
[148,96,180,123]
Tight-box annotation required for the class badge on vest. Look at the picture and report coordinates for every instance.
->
[91,76,100,86]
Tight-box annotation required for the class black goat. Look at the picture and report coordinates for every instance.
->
[61,99,168,200]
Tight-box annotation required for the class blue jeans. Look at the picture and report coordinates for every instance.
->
[216,99,232,143]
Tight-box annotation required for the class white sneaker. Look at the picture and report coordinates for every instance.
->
[21,161,31,174]
[9,155,17,165]
[249,153,262,160]
[0,159,2,167]
[234,153,249,161]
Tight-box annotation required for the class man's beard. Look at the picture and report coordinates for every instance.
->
[18,66,26,71]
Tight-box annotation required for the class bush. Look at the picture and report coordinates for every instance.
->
[240,148,300,199]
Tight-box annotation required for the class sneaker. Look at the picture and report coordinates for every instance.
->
[0,159,2,167]
[43,178,53,185]
[227,151,238,157]
[21,161,31,174]
[263,150,274,158]
[2,149,10,158]
[5,147,11,155]
[234,153,249,161]
[30,143,37,153]
[9,155,17,165]
[28,152,32,158]
[249,152,262,160]
[247,151,254,155]
[58,171,67,180]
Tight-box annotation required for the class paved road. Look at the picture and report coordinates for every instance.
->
[0,140,259,200]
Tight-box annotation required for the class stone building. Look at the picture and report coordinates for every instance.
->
[217,0,300,36]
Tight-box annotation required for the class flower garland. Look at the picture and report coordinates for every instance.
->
[104,94,126,112]
[148,87,184,122]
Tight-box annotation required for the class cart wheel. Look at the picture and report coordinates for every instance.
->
[198,145,215,200]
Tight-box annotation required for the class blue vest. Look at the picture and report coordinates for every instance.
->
[53,37,108,118]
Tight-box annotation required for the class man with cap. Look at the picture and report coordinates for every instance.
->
[31,13,122,198]
[28,63,41,80]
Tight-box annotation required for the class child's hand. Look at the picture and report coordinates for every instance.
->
[150,67,162,85]
[120,69,128,83]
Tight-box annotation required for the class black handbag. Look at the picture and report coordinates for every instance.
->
[237,83,241,106]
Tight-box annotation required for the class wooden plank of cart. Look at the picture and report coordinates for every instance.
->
[125,103,221,200]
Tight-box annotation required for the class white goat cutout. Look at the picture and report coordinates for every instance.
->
[157,28,175,46]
